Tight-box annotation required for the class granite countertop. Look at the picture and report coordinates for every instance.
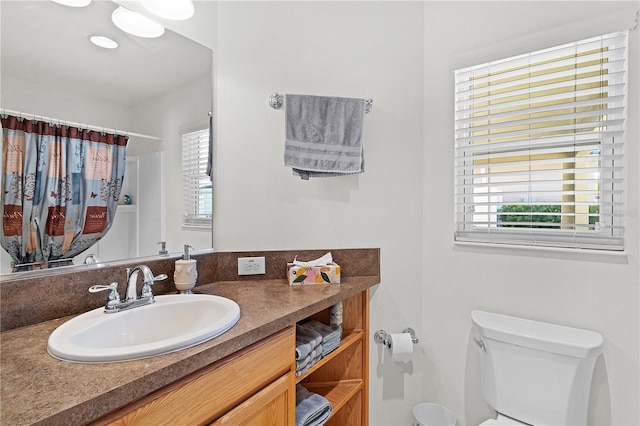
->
[0,276,379,426]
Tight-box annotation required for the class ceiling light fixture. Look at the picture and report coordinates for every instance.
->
[50,0,92,7]
[89,35,118,49]
[111,6,165,39]
[141,0,195,21]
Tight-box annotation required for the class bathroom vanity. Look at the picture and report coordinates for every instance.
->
[0,249,379,425]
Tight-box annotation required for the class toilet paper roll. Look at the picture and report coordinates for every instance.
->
[389,333,413,362]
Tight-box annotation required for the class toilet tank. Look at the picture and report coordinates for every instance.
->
[471,310,603,426]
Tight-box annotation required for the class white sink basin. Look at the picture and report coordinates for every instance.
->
[47,294,240,363]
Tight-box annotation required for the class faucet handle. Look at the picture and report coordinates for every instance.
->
[89,282,121,312]
[140,273,168,298]
[89,282,118,293]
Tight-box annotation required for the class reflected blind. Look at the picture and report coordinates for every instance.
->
[454,31,627,250]
[182,128,212,227]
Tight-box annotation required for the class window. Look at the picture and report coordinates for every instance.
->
[182,128,212,227]
[454,31,627,250]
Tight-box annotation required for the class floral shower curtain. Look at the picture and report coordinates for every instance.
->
[1,114,127,269]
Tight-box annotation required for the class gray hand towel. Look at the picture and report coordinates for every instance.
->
[301,320,342,341]
[299,320,342,357]
[295,384,333,426]
[284,94,365,180]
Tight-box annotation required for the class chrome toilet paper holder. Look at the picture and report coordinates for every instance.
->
[374,327,419,348]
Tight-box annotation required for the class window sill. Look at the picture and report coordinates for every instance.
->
[453,241,628,264]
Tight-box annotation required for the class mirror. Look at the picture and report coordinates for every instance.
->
[0,0,213,275]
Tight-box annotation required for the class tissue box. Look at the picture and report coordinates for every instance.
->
[287,263,341,285]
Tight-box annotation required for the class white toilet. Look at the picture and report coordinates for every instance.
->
[471,310,604,426]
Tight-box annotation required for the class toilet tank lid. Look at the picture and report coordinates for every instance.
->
[471,310,604,359]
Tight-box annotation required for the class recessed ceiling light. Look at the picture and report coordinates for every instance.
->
[50,0,92,7]
[111,6,165,39]
[90,35,118,49]
[141,0,195,21]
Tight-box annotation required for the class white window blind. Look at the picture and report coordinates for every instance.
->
[454,31,627,251]
[182,128,212,227]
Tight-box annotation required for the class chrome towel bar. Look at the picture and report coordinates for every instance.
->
[268,93,373,113]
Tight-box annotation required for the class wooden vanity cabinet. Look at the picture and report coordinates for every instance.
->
[95,327,296,426]
[95,288,370,426]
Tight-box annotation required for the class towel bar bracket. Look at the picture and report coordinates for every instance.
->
[268,92,283,110]
[364,98,373,113]
[268,93,373,113]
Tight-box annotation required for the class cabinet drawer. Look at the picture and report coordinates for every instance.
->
[101,327,295,426]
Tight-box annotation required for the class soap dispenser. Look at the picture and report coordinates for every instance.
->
[174,244,197,294]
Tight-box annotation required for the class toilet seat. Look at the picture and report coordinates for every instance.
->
[479,414,528,425]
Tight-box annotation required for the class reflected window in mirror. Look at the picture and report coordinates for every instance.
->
[182,127,212,228]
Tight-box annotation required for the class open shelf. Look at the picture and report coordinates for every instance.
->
[302,379,363,418]
[295,329,363,383]
[294,289,370,425]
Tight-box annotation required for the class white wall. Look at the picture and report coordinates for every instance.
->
[214,2,425,424]
[214,1,639,425]
[423,2,640,426]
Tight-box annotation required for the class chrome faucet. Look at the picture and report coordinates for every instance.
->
[89,265,167,313]
[126,265,156,301]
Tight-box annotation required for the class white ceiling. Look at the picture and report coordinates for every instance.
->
[1,0,212,107]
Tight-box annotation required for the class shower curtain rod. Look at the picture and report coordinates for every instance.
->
[0,108,162,141]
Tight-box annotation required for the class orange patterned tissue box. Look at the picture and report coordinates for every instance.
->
[287,263,341,285]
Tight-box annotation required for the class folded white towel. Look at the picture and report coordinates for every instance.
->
[284,94,365,180]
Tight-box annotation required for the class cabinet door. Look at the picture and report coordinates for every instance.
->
[210,373,294,426]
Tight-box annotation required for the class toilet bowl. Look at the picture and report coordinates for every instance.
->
[472,310,603,426]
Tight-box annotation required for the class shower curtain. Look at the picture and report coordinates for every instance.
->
[1,114,128,269]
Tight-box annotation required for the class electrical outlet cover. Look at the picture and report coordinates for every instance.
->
[237,257,266,275]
